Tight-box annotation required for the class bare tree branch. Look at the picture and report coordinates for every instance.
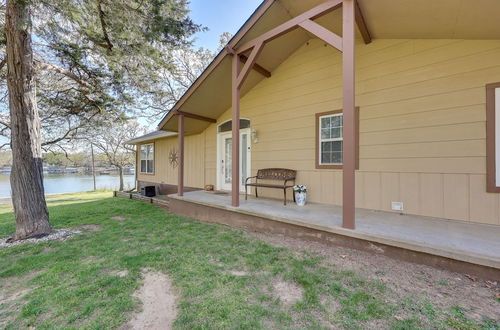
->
[34,60,92,89]
[42,128,77,146]
[0,120,10,129]
[0,57,6,71]
[97,0,113,51]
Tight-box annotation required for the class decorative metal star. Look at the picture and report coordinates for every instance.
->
[169,148,179,168]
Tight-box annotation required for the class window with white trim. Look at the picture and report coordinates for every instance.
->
[486,82,500,192]
[319,113,343,165]
[140,144,154,174]
[217,119,251,133]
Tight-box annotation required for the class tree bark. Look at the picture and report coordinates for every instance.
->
[5,0,51,240]
[118,166,124,191]
[91,144,96,191]
[0,57,6,71]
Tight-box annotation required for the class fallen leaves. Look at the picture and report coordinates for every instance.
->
[464,274,477,282]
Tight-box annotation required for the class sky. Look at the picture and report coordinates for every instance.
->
[188,0,263,51]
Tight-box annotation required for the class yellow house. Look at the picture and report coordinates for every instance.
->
[127,0,500,279]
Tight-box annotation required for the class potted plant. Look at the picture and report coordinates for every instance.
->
[293,185,307,206]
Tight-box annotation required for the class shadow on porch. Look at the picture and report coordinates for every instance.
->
[167,190,500,280]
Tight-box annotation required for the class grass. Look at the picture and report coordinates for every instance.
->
[439,279,449,286]
[0,191,498,329]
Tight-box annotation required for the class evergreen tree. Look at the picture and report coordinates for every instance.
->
[1,0,202,240]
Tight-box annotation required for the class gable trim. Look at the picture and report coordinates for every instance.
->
[157,0,276,130]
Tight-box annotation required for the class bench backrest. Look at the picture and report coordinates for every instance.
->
[256,168,296,181]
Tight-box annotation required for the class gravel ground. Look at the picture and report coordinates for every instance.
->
[0,228,82,249]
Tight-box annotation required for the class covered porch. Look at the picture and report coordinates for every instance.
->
[164,0,500,231]
[148,0,500,279]
[169,0,360,229]
[168,190,500,280]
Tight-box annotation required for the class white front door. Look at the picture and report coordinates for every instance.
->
[218,129,251,191]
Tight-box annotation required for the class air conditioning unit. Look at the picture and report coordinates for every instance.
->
[141,186,156,197]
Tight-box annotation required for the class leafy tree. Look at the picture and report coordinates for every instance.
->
[217,32,233,52]
[43,152,73,168]
[141,31,233,121]
[43,151,87,168]
[92,120,143,191]
[0,151,11,167]
[2,0,203,240]
[140,45,215,122]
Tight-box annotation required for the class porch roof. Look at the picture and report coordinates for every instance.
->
[159,0,500,135]
[125,130,177,145]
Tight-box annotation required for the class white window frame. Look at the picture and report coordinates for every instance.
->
[140,143,154,174]
[487,82,500,192]
[319,113,343,166]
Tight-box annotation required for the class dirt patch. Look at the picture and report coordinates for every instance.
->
[122,271,179,330]
[0,287,30,305]
[228,270,248,276]
[81,256,104,265]
[0,271,41,328]
[111,216,126,221]
[81,224,101,232]
[0,229,82,249]
[207,257,226,268]
[251,232,500,322]
[0,287,31,327]
[109,270,129,278]
[273,278,303,305]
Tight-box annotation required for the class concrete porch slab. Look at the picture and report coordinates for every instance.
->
[168,191,500,273]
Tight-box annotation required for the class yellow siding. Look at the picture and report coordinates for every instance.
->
[136,134,205,188]
[151,38,500,226]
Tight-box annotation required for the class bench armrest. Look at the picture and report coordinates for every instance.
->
[245,176,258,184]
[284,178,295,187]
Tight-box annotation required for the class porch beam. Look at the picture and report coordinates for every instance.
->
[299,19,343,51]
[355,1,372,44]
[231,53,241,207]
[177,114,185,197]
[175,110,216,123]
[236,0,343,54]
[239,54,271,78]
[342,0,356,230]
[237,42,264,89]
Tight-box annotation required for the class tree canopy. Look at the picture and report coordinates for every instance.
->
[2,0,221,240]
[0,0,216,150]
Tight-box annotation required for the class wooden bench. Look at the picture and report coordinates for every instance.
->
[245,168,297,205]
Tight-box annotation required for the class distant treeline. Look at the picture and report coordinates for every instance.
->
[0,151,128,168]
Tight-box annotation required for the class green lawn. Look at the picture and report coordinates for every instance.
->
[0,192,497,329]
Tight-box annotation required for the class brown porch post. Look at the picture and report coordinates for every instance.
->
[342,0,356,229]
[231,53,241,206]
[177,113,184,196]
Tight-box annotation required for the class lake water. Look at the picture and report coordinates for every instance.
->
[0,174,136,197]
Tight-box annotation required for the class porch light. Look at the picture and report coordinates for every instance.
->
[251,129,258,143]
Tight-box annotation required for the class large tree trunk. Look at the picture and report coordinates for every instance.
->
[5,0,51,240]
[118,166,124,191]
